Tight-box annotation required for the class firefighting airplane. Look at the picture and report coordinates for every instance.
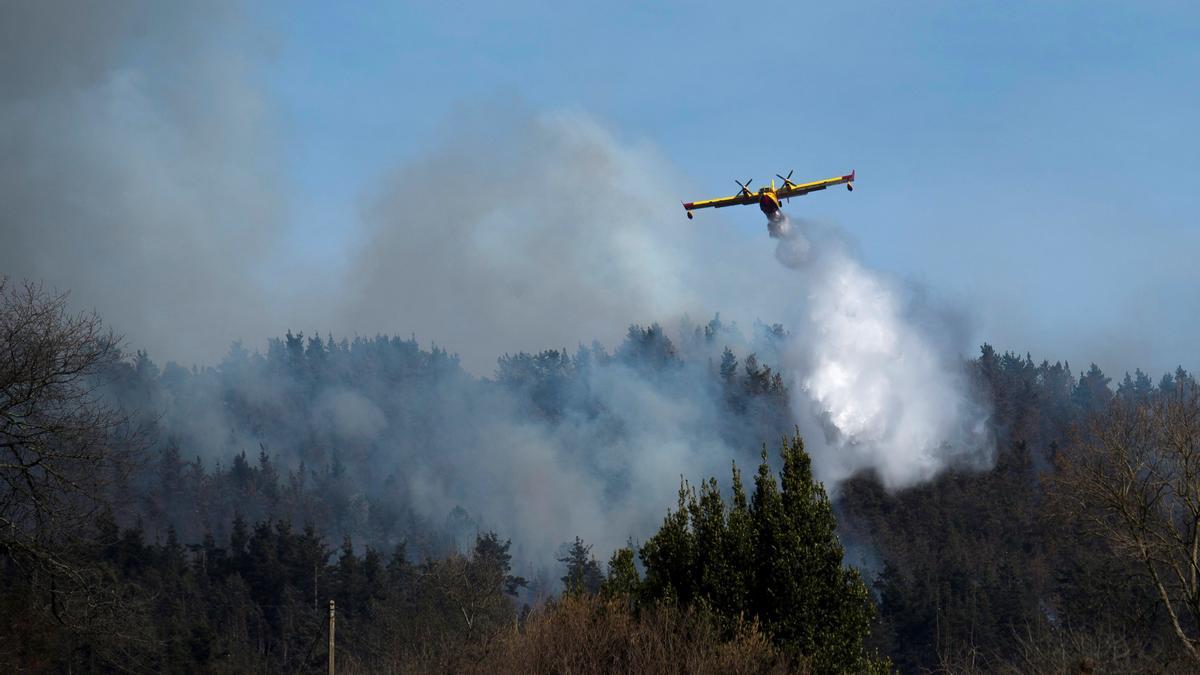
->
[682,169,855,221]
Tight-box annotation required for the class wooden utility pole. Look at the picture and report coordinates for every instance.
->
[328,600,336,675]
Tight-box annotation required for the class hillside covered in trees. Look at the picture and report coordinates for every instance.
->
[3,279,1198,672]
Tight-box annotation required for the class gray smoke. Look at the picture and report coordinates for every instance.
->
[1,3,994,565]
[0,1,291,365]
[342,103,728,374]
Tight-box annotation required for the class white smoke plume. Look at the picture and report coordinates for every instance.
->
[771,216,992,489]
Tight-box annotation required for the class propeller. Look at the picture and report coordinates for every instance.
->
[735,178,754,196]
[775,170,797,188]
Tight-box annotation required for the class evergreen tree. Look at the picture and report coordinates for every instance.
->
[639,482,697,603]
[601,546,640,598]
[558,536,604,595]
[689,477,728,607]
[639,433,884,672]
[1073,363,1112,414]
[770,433,877,671]
[720,461,755,622]
[473,531,527,596]
[719,347,738,384]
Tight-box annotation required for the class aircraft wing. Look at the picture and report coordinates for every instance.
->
[776,170,855,200]
[682,192,755,212]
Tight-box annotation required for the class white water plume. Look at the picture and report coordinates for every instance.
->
[773,216,991,490]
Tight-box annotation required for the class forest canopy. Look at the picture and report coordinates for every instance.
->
[2,279,1197,672]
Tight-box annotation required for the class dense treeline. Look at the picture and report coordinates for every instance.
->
[2,511,528,671]
[842,347,1197,671]
[4,278,1199,672]
[1,282,804,672]
[98,316,792,561]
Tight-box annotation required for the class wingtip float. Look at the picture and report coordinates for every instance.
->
[683,169,855,221]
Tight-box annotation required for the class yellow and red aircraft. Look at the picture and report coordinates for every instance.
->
[682,169,855,221]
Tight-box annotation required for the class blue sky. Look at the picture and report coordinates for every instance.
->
[255,1,1198,376]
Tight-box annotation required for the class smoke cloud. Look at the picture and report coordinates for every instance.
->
[772,217,991,489]
[1,3,994,564]
[0,1,290,365]
[342,103,720,375]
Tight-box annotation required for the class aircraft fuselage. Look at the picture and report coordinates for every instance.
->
[758,191,782,218]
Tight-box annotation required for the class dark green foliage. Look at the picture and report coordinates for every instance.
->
[638,433,884,672]
[6,292,1196,672]
[601,546,640,597]
[99,321,794,568]
[4,314,799,667]
[1073,362,1113,414]
[639,483,697,604]
[558,536,604,596]
[617,323,678,371]
[772,435,876,669]
[496,348,575,419]
[721,462,755,616]
[1116,368,1155,404]
[474,531,527,596]
[0,517,528,673]
[719,346,739,384]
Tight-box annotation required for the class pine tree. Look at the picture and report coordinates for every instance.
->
[690,477,727,608]
[769,433,878,671]
[639,482,696,603]
[473,531,527,596]
[719,347,739,384]
[601,546,640,598]
[721,461,754,621]
[1073,363,1112,414]
[558,536,604,595]
[638,433,884,672]
[749,445,786,631]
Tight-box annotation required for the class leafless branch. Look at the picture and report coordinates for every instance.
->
[1054,382,1200,663]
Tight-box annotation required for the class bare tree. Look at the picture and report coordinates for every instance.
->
[0,277,148,648]
[1056,381,1200,663]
